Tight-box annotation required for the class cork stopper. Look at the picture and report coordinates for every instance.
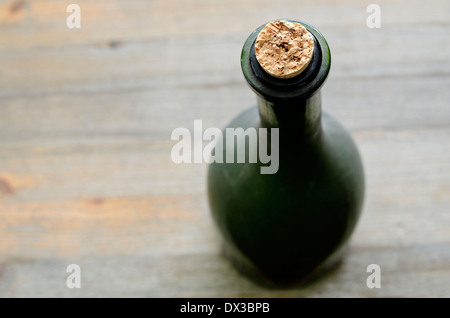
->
[255,20,315,79]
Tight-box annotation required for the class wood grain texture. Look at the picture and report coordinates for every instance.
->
[0,0,449,297]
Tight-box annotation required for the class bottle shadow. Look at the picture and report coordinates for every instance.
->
[220,242,348,292]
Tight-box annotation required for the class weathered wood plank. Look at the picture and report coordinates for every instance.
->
[0,0,448,48]
[1,244,450,297]
[1,23,449,95]
[0,74,448,145]
[0,128,449,256]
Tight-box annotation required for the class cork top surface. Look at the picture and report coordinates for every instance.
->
[254,20,314,79]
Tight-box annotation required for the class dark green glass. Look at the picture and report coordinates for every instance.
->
[207,20,365,286]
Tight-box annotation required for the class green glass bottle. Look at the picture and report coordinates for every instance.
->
[207,19,365,286]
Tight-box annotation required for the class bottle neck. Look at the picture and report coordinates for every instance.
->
[241,20,331,142]
[257,92,322,140]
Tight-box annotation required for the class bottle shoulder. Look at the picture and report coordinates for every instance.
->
[220,106,364,176]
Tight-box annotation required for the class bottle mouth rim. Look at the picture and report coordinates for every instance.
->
[241,19,331,103]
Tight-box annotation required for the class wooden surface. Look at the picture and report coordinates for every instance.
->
[0,0,449,297]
